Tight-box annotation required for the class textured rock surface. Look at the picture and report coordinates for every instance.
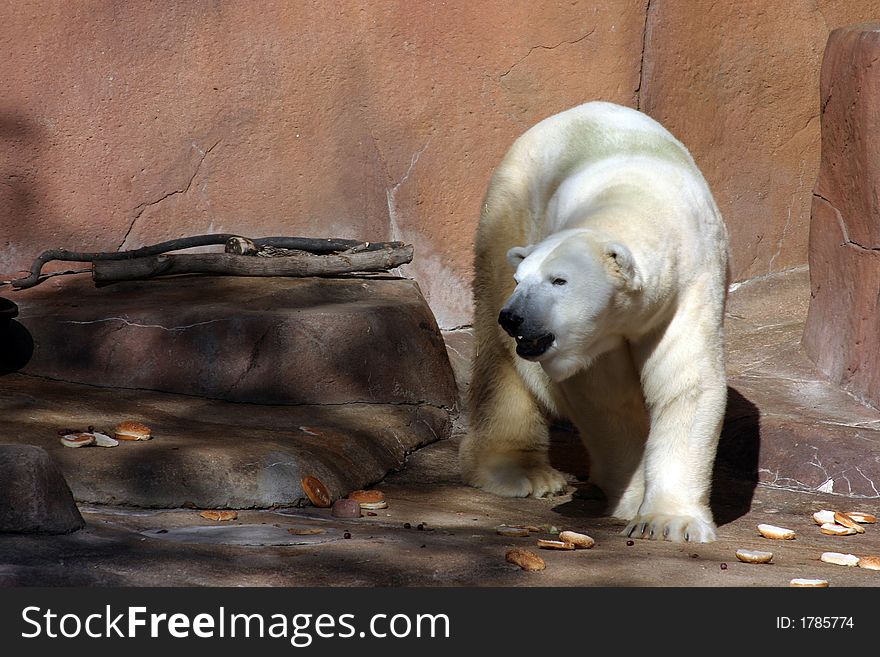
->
[0,1,647,329]
[0,374,451,508]
[6,3,880,328]
[0,444,84,534]
[726,268,880,498]
[803,25,880,408]
[640,1,880,284]
[15,275,456,408]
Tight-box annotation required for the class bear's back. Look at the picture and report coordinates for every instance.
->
[508,102,697,180]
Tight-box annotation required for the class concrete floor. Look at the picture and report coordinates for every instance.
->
[1,267,880,586]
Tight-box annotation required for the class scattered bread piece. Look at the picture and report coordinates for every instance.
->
[820,523,858,536]
[735,549,773,564]
[820,552,860,567]
[496,526,531,538]
[758,524,795,540]
[199,510,238,521]
[92,432,119,448]
[505,549,545,571]
[359,500,388,510]
[858,556,880,571]
[301,475,331,508]
[812,510,836,525]
[833,512,866,534]
[60,433,95,448]
[845,511,877,524]
[114,420,152,441]
[558,531,595,549]
[348,490,385,504]
[288,528,325,535]
[790,578,829,587]
[536,539,576,550]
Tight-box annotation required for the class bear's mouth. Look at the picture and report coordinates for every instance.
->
[515,333,555,359]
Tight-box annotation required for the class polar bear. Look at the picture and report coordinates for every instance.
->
[459,101,728,543]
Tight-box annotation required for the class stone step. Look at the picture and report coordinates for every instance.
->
[0,374,451,508]
[12,274,457,408]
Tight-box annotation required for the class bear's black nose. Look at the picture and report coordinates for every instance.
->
[498,309,524,336]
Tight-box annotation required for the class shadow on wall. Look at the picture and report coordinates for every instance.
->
[0,113,41,276]
[550,386,761,530]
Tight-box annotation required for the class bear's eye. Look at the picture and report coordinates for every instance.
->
[552,277,567,286]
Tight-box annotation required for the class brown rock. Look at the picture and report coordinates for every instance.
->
[16,275,457,408]
[0,444,84,534]
[803,25,880,408]
[0,373,451,509]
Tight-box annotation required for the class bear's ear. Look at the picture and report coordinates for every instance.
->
[506,245,535,269]
[604,241,641,290]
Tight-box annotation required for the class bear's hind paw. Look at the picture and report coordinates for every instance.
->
[622,513,717,543]
[469,462,567,499]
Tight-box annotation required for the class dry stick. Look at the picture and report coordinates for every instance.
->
[4,268,93,288]
[11,235,405,289]
[92,245,414,284]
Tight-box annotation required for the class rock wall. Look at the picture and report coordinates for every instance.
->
[803,25,880,408]
[3,1,880,327]
[641,0,880,284]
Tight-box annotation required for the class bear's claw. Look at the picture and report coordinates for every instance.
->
[622,513,717,543]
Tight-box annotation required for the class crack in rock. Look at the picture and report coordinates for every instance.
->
[58,317,229,332]
[635,0,653,109]
[385,139,431,243]
[228,325,273,393]
[499,28,597,79]
[727,264,808,293]
[118,139,222,251]
[759,446,880,498]
[813,192,880,253]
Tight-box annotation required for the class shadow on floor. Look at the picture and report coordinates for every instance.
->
[711,386,761,526]
[549,386,761,527]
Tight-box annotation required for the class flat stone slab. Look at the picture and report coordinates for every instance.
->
[0,374,450,508]
[726,269,880,498]
[141,524,341,546]
[0,444,84,534]
[12,275,457,408]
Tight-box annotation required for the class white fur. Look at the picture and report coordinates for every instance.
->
[460,102,729,543]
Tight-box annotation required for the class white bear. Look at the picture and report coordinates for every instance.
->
[460,101,729,543]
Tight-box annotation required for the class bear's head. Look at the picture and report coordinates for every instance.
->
[500,229,641,381]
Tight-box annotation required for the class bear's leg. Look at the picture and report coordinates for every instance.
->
[559,346,649,519]
[459,335,567,498]
[624,292,726,543]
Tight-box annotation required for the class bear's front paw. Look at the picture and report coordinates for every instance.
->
[622,513,717,543]
[467,458,567,498]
